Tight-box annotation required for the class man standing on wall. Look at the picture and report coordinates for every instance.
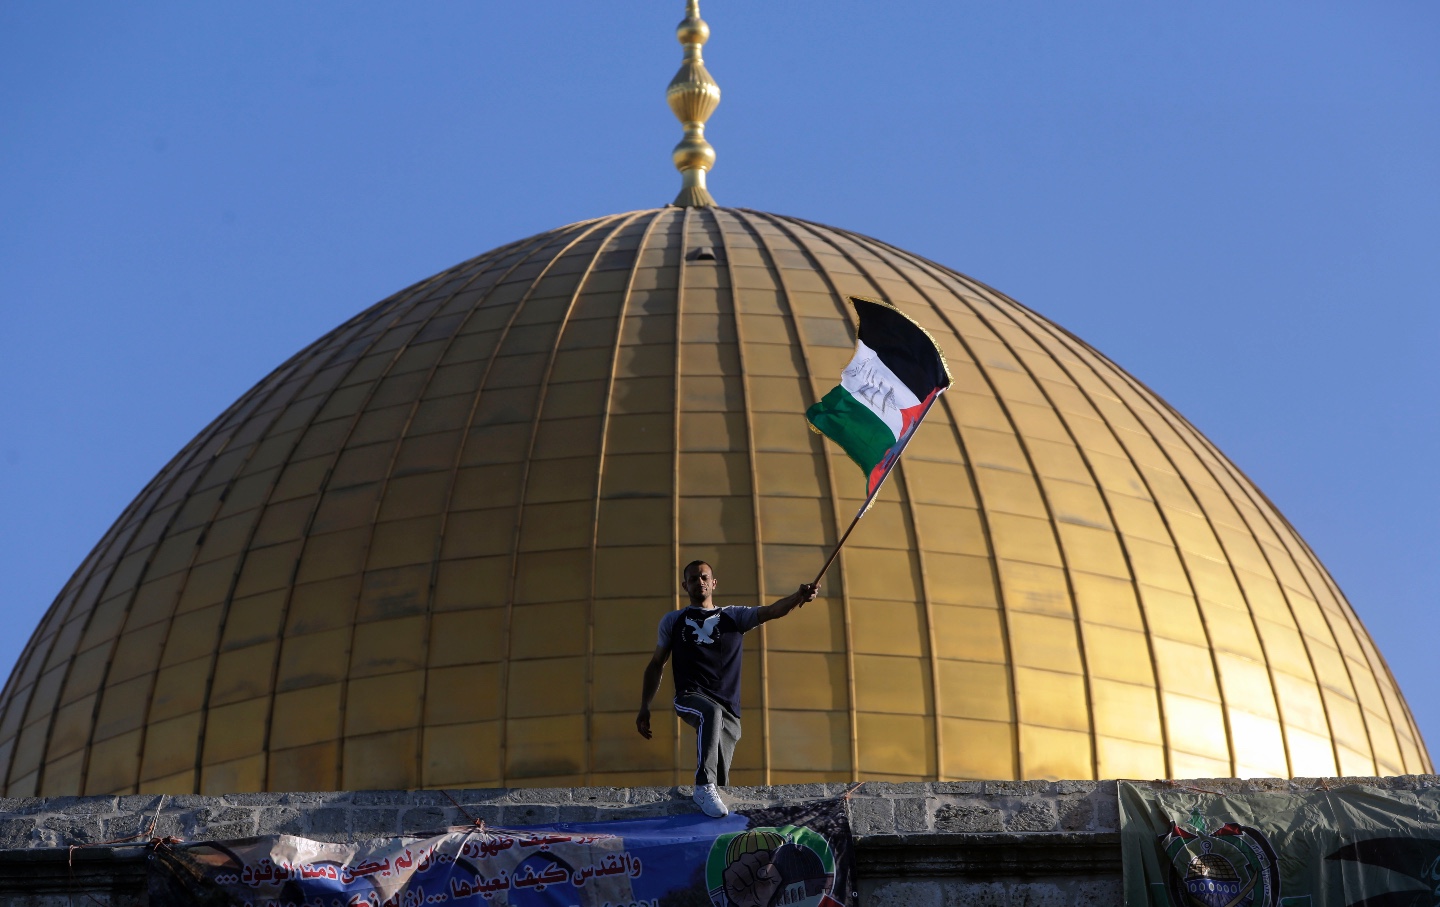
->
[636,560,819,818]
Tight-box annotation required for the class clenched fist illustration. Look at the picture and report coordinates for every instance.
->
[722,848,780,907]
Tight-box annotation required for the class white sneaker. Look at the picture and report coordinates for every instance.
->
[693,783,729,818]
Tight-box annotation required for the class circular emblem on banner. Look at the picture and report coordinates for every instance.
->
[705,824,839,907]
[1159,814,1280,907]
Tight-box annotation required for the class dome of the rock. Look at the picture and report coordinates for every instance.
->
[0,206,1428,796]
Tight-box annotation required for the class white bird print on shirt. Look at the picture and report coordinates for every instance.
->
[685,612,722,645]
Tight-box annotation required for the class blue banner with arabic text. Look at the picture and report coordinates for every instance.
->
[147,798,853,907]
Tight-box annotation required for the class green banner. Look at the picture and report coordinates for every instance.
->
[1120,780,1440,907]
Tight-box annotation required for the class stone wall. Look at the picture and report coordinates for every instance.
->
[0,776,1431,906]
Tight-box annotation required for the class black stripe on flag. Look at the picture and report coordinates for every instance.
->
[852,296,952,399]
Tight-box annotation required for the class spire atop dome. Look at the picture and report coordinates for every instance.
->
[667,0,720,207]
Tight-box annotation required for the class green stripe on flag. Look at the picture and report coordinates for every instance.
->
[805,385,897,474]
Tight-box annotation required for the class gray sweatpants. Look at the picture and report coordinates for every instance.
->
[673,691,741,786]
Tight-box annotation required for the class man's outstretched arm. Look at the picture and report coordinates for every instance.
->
[636,643,669,739]
[753,583,820,625]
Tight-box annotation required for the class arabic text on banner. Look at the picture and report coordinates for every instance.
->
[148,798,853,907]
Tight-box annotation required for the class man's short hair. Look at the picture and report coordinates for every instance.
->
[681,559,712,581]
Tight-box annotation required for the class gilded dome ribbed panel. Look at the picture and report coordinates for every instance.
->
[0,208,1427,795]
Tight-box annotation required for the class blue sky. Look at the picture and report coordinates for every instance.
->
[2,2,1436,760]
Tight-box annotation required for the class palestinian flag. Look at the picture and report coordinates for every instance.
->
[806,296,952,497]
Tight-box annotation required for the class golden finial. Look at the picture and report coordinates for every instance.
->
[668,0,720,207]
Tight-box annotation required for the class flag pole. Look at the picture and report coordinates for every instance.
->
[811,393,942,587]
[811,507,865,587]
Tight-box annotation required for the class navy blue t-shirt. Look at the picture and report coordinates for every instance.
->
[657,605,762,718]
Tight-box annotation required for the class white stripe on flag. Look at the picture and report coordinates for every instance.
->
[839,340,923,439]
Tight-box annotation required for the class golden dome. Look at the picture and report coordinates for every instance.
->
[0,207,1427,795]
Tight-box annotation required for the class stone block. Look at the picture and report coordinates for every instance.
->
[501,788,572,805]
[930,781,985,795]
[305,808,349,836]
[894,797,931,833]
[56,797,117,816]
[1071,876,1125,904]
[1005,799,1057,832]
[114,795,164,816]
[350,791,418,806]
[280,792,347,806]
[853,781,917,799]
[556,805,601,823]
[934,800,1002,833]
[221,792,279,806]
[264,807,307,836]
[984,780,1052,797]
[99,816,144,843]
[200,806,258,840]
[181,807,216,829]
[772,783,829,801]
[567,787,628,805]
[1008,880,1069,906]
[0,817,36,849]
[861,878,943,907]
[28,828,61,848]
[845,796,894,835]
[41,815,106,845]
[152,794,210,809]
[624,787,676,805]
[1244,777,1288,792]
[722,785,779,804]
[1053,780,1098,796]
[499,804,559,826]
[448,787,510,805]
[1056,795,1093,832]
[1091,792,1119,832]
[940,882,1007,907]
[400,807,447,833]
[433,803,483,827]
[149,813,192,842]
[349,809,400,836]
[34,797,78,815]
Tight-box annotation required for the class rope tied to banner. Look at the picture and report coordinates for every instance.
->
[67,794,182,906]
[1162,779,1230,797]
[442,788,485,830]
